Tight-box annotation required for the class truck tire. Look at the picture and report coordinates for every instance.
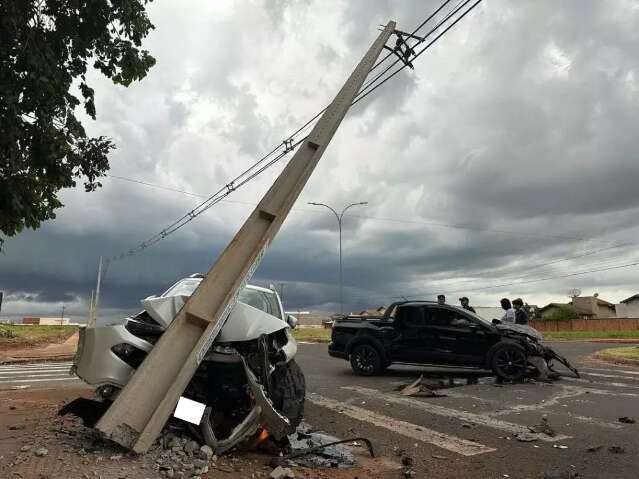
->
[350,343,383,376]
[270,359,306,430]
[490,342,528,382]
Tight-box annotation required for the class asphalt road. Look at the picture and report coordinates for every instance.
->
[2,342,638,478]
[296,341,639,479]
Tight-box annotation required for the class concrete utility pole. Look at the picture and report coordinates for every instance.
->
[308,202,367,314]
[96,21,396,453]
[60,304,65,325]
[89,256,103,328]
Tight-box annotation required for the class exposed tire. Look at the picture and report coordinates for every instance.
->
[491,342,528,382]
[270,359,306,429]
[350,343,383,376]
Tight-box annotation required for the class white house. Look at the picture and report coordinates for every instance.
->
[616,294,639,318]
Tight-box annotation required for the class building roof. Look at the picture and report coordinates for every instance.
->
[539,303,595,316]
[620,294,639,304]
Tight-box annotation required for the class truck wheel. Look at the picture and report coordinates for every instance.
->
[350,344,382,376]
[270,359,306,430]
[491,343,527,381]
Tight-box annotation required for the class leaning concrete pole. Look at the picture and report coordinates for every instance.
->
[96,20,396,453]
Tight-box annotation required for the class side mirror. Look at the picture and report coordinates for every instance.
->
[286,314,298,329]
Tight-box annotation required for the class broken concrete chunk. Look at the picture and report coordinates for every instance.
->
[528,417,556,437]
[184,440,199,454]
[618,417,635,424]
[199,445,214,460]
[515,432,538,443]
[270,466,295,479]
[20,445,32,452]
[35,447,49,457]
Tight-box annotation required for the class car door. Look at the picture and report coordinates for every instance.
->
[422,306,491,366]
[391,305,436,363]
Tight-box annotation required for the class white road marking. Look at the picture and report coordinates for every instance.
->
[0,362,80,389]
[582,366,639,376]
[342,386,571,441]
[581,371,639,381]
[0,377,79,384]
[307,393,495,456]
[0,372,74,379]
[564,377,639,389]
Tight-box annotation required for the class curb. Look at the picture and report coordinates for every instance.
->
[593,351,639,368]
[0,354,75,365]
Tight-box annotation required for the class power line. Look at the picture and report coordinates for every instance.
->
[105,173,628,246]
[108,0,480,261]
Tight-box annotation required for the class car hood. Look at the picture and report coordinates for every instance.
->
[495,323,543,342]
[140,295,288,342]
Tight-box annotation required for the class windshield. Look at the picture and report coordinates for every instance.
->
[461,308,494,326]
[161,279,282,319]
[238,289,282,319]
[162,278,201,297]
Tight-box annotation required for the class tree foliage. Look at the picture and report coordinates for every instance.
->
[0,0,156,250]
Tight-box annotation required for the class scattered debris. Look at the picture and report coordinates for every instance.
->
[7,424,26,431]
[553,445,568,450]
[431,454,448,460]
[461,423,477,429]
[543,470,581,479]
[586,445,603,453]
[608,445,626,454]
[397,375,446,397]
[528,417,556,437]
[34,447,49,457]
[618,416,635,424]
[515,432,538,443]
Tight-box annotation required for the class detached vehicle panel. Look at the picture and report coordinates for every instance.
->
[328,301,578,380]
[73,275,305,454]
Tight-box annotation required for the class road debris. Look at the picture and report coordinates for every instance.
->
[586,445,603,453]
[528,417,556,437]
[553,445,569,450]
[34,447,48,457]
[608,445,626,454]
[396,375,447,397]
[543,471,581,479]
[514,432,538,443]
[618,416,635,424]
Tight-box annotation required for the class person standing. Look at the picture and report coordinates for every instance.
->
[437,294,446,305]
[500,298,515,323]
[513,298,528,325]
[459,296,476,313]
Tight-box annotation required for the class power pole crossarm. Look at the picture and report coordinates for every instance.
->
[96,20,396,453]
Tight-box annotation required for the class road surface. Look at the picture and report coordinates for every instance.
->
[2,341,638,478]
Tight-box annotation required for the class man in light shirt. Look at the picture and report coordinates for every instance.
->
[499,298,515,323]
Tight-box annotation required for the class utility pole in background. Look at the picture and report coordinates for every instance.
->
[308,201,367,314]
[278,283,285,303]
[60,304,65,325]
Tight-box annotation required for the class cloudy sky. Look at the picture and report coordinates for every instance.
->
[2,0,639,322]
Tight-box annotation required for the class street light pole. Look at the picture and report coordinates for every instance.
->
[308,201,367,314]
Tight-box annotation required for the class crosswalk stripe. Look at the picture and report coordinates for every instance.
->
[307,393,495,456]
[0,372,73,380]
[342,386,570,442]
[0,377,79,384]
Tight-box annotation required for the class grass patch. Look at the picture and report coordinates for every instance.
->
[595,346,639,365]
[292,327,332,343]
[543,330,639,340]
[0,324,78,348]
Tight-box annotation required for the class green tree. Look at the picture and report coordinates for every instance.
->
[0,0,156,250]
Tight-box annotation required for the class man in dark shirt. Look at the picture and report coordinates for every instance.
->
[513,298,528,325]
[459,296,476,313]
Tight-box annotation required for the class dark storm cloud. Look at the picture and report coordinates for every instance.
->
[2,0,639,319]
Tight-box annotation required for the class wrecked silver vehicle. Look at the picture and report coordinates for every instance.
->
[72,274,305,454]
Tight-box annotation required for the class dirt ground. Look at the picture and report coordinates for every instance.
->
[0,387,402,479]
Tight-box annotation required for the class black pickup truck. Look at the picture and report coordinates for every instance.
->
[328,301,578,381]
